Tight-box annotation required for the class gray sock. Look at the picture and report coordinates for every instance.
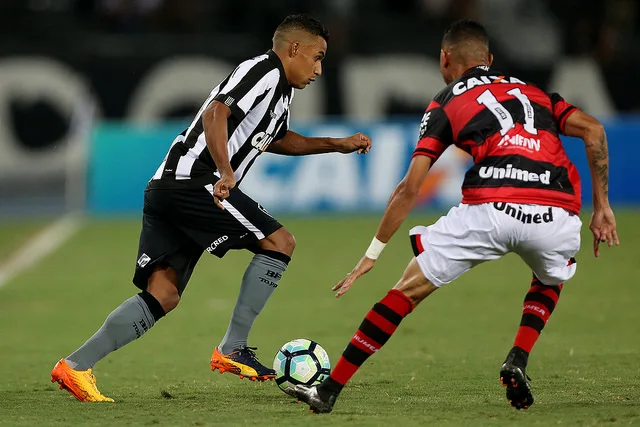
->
[219,254,288,354]
[65,295,157,370]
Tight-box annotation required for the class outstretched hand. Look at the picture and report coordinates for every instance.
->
[332,256,376,298]
[589,206,619,257]
[338,133,372,154]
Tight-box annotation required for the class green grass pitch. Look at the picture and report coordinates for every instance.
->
[0,212,639,426]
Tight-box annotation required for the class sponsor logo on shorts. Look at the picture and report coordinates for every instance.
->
[206,235,229,253]
[137,253,151,268]
[493,202,554,224]
[480,164,551,185]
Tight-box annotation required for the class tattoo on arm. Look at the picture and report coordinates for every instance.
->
[594,134,609,197]
[587,133,609,199]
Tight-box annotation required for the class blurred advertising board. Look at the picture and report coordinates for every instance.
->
[89,119,640,215]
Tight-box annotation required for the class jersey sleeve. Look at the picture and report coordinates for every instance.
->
[274,110,289,141]
[413,101,454,163]
[214,63,279,120]
[548,93,578,133]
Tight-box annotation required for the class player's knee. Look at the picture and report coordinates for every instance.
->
[281,230,296,255]
[147,266,181,313]
[159,288,180,313]
[263,228,296,257]
[394,259,439,307]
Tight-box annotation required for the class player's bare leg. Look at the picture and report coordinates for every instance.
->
[500,274,564,410]
[295,258,438,413]
[211,227,294,381]
[52,266,175,402]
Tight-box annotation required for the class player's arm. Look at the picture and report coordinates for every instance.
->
[332,103,451,297]
[206,63,279,209]
[562,108,619,256]
[373,156,433,243]
[202,101,234,209]
[330,157,432,298]
[267,130,371,155]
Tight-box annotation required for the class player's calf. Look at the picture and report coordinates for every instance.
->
[501,276,564,410]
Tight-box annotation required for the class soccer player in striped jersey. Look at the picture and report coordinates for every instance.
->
[51,14,372,402]
[294,19,619,413]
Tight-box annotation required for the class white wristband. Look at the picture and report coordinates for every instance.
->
[365,237,387,260]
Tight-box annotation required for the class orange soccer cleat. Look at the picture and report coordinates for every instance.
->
[51,359,114,402]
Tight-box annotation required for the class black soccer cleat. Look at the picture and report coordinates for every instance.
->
[293,384,337,414]
[500,347,534,410]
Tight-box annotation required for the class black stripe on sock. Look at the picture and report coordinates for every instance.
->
[372,303,403,326]
[342,343,370,366]
[531,274,543,286]
[520,313,546,333]
[138,291,166,321]
[524,292,556,312]
[257,250,291,265]
[358,318,391,346]
[546,285,562,298]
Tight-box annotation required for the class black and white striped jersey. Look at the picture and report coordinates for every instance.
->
[148,50,293,189]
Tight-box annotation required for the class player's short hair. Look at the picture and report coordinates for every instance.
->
[442,19,489,49]
[275,14,329,43]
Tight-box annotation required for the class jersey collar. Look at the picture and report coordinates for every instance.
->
[463,65,491,75]
[267,50,292,92]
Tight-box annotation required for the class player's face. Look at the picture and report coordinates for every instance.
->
[290,36,327,89]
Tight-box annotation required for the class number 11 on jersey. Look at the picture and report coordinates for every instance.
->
[476,88,538,136]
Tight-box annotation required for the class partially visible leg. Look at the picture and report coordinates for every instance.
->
[211,227,294,381]
[218,228,294,353]
[500,274,564,410]
[512,274,563,355]
[296,258,439,413]
[65,266,177,370]
[51,266,178,402]
[504,207,581,410]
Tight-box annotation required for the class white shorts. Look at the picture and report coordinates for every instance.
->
[410,202,582,287]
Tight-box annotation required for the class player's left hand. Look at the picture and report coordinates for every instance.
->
[589,206,619,257]
[337,133,372,154]
[332,256,376,298]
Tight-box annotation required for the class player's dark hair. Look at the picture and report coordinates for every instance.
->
[442,19,489,48]
[275,14,329,42]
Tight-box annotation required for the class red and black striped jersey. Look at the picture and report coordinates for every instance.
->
[414,66,581,213]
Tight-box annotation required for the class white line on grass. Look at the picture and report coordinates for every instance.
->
[0,214,83,289]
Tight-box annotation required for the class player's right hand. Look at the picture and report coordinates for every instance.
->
[589,206,619,257]
[332,256,376,298]
[213,174,236,210]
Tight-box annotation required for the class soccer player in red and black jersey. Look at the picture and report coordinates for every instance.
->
[295,20,619,413]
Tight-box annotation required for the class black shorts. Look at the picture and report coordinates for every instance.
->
[133,186,282,294]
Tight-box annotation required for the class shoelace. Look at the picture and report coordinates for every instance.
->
[240,346,260,362]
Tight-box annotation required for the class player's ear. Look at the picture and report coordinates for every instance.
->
[290,41,300,58]
[440,49,448,68]
[488,53,494,67]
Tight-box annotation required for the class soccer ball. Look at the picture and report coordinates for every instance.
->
[273,338,331,396]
